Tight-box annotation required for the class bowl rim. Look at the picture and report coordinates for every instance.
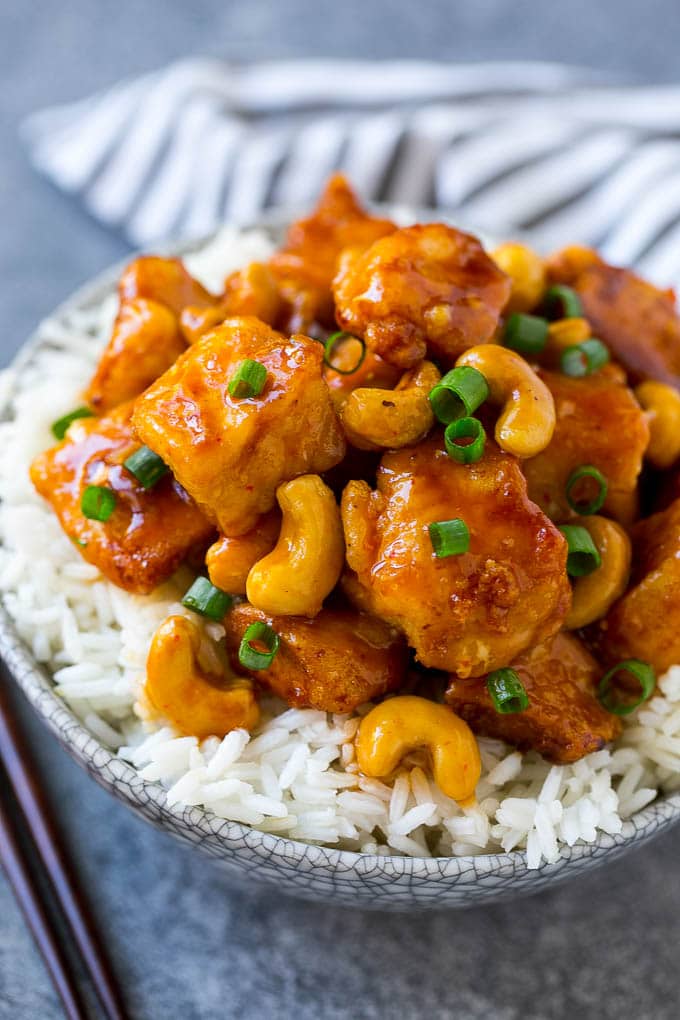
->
[3,212,680,884]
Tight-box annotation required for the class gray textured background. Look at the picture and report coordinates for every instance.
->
[2,2,680,1017]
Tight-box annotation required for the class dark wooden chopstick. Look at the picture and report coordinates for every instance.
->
[0,762,90,1019]
[0,672,128,1020]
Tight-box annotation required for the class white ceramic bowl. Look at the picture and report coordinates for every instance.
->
[3,221,679,911]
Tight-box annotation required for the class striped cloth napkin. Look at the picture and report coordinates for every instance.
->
[21,58,680,288]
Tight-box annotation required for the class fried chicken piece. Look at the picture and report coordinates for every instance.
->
[341,435,571,677]
[522,368,650,527]
[546,245,680,388]
[29,403,213,594]
[446,632,621,764]
[206,511,281,595]
[118,255,214,315]
[269,174,395,333]
[333,223,511,370]
[86,299,187,412]
[132,316,346,536]
[85,256,214,412]
[179,263,282,344]
[223,603,407,713]
[592,497,680,675]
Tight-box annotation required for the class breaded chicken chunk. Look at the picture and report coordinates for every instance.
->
[223,603,407,713]
[523,368,650,527]
[132,316,346,536]
[593,497,680,674]
[333,223,511,369]
[179,263,282,344]
[269,174,395,333]
[341,435,571,677]
[30,403,213,593]
[446,632,621,763]
[547,246,680,388]
[86,256,214,411]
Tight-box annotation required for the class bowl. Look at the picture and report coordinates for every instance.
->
[2,218,679,911]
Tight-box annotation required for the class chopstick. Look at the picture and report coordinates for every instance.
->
[0,763,89,1019]
[0,671,128,1020]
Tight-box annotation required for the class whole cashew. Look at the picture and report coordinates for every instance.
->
[456,345,556,458]
[339,360,441,450]
[145,616,259,739]
[491,242,546,314]
[206,510,281,595]
[246,474,344,617]
[635,381,680,469]
[565,516,631,629]
[355,695,481,804]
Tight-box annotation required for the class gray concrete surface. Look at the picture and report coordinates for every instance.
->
[1,2,680,1017]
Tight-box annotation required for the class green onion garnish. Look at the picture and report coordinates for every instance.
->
[597,659,656,716]
[566,465,608,515]
[181,577,233,621]
[487,669,530,714]
[51,406,94,440]
[558,524,602,577]
[444,416,486,464]
[81,485,116,522]
[429,366,489,425]
[428,518,470,557]
[228,359,268,398]
[560,338,610,378]
[542,284,583,320]
[123,445,169,490]
[503,313,549,356]
[323,332,366,374]
[238,621,280,670]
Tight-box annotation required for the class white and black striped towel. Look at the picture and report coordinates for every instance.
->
[22,58,680,288]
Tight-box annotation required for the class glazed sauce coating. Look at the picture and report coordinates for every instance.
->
[342,435,571,677]
[547,245,680,388]
[446,631,621,764]
[29,402,214,593]
[333,223,511,369]
[223,603,407,713]
[132,316,346,536]
[523,367,650,527]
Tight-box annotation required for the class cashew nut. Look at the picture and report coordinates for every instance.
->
[355,695,481,804]
[635,381,680,469]
[206,510,281,595]
[565,516,631,629]
[456,345,556,458]
[145,616,259,739]
[491,242,546,314]
[339,360,441,450]
[246,474,344,617]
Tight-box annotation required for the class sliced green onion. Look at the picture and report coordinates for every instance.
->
[560,338,610,378]
[428,518,470,557]
[81,485,116,522]
[558,524,602,577]
[429,366,489,424]
[542,284,583,320]
[597,659,656,716]
[503,313,549,356]
[487,669,530,714]
[566,465,608,515]
[323,332,366,374]
[228,359,268,398]
[70,536,88,548]
[444,417,486,464]
[181,577,233,621]
[123,445,169,489]
[238,621,280,670]
[51,406,94,440]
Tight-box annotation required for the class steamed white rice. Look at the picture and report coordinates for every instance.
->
[1,226,678,870]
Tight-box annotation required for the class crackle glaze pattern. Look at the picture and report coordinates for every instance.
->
[2,225,679,911]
